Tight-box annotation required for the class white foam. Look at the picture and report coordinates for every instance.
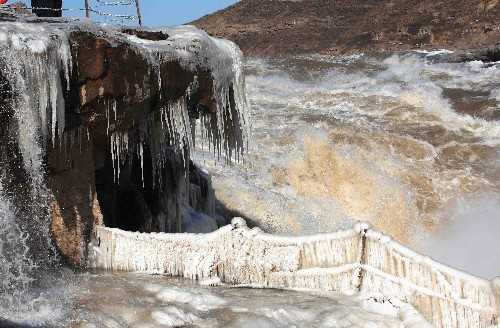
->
[154,286,226,312]
[151,307,200,327]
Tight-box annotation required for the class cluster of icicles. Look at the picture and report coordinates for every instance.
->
[110,26,250,187]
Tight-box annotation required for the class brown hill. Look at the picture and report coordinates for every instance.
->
[192,0,500,57]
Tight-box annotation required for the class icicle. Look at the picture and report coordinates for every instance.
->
[111,133,116,183]
[124,26,250,162]
[112,100,117,122]
[139,142,144,188]
[0,21,73,310]
[106,100,110,136]
[110,131,131,184]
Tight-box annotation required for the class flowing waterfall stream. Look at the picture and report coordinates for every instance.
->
[0,22,73,324]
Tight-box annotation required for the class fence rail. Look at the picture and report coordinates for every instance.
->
[88,218,499,328]
[20,0,142,25]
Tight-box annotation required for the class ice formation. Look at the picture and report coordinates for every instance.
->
[123,24,250,162]
[0,20,72,312]
[89,218,499,328]
[97,26,250,236]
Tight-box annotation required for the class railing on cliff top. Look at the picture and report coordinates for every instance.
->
[18,0,143,25]
[82,0,142,26]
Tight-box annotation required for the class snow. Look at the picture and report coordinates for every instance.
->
[72,272,416,327]
[151,307,201,326]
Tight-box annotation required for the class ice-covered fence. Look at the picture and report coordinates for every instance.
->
[362,230,498,328]
[88,218,499,328]
[85,0,142,25]
[88,218,364,292]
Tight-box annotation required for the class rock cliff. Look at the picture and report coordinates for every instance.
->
[193,0,500,57]
[0,7,248,267]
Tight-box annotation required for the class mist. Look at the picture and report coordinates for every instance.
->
[417,194,500,279]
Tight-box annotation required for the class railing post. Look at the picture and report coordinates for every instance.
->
[134,0,143,26]
[84,0,90,18]
[356,224,369,291]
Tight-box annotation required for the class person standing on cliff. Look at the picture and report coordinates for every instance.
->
[31,0,62,17]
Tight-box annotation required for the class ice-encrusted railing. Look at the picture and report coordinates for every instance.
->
[14,0,142,25]
[88,218,499,328]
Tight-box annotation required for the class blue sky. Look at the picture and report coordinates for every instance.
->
[62,0,238,26]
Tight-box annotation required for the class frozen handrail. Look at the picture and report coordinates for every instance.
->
[89,0,142,25]
[23,0,143,25]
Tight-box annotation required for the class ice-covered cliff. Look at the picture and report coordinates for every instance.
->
[0,6,249,314]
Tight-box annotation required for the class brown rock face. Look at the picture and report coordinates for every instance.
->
[49,143,103,265]
[44,29,234,266]
[193,0,500,57]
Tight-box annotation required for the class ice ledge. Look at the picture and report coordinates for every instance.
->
[89,218,499,328]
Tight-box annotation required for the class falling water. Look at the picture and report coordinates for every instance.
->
[0,22,73,324]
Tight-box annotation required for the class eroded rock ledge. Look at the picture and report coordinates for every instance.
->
[0,8,248,267]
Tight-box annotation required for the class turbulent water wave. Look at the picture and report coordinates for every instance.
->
[195,53,500,279]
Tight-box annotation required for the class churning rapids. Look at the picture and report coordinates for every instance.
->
[195,52,500,280]
[0,20,499,326]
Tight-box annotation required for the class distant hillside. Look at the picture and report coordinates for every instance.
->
[192,0,500,57]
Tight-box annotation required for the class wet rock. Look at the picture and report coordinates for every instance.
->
[49,30,231,265]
